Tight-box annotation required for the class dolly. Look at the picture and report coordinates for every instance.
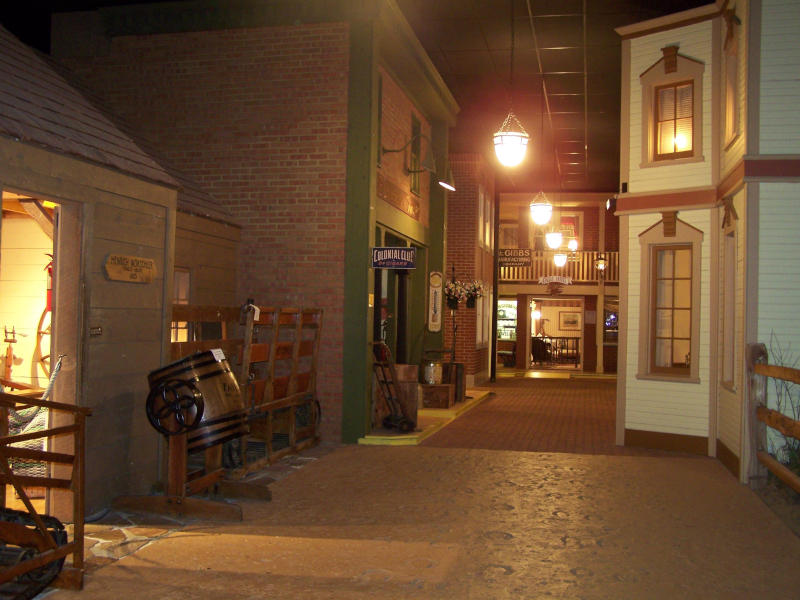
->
[371,341,415,433]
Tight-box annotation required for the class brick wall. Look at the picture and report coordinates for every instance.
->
[444,154,495,381]
[63,24,351,440]
[583,295,597,372]
[379,66,431,227]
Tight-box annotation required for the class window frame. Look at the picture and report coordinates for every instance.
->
[653,80,695,161]
[721,224,737,388]
[410,114,421,196]
[171,267,191,343]
[649,244,693,375]
[723,27,740,148]
[637,217,704,383]
[639,51,705,168]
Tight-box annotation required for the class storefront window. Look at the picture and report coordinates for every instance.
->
[497,300,517,340]
[603,299,618,345]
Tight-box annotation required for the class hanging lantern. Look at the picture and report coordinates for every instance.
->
[545,229,563,249]
[494,114,529,167]
[554,253,568,267]
[529,191,553,225]
[595,254,607,271]
[568,239,578,252]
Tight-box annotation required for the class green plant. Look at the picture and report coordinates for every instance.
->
[768,332,800,473]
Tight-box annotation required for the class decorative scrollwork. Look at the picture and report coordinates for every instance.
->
[145,379,204,436]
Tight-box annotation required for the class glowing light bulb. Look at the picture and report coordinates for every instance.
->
[494,132,529,167]
[546,230,563,249]
[554,253,567,267]
[674,134,688,151]
[568,239,578,252]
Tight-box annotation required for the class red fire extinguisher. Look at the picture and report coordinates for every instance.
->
[45,254,53,312]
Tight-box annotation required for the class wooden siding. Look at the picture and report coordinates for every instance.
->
[628,21,714,193]
[716,189,746,457]
[175,211,239,306]
[758,183,800,400]
[625,210,712,437]
[759,0,800,154]
[720,0,749,177]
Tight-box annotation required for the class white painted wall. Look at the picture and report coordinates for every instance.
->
[720,0,748,177]
[625,209,713,437]
[759,0,800,154]
[0,215,52,387]
[716,189,746,457]
[628,21,714,193]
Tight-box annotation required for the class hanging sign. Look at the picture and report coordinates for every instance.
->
[428,271,443,333]
[372,247,416,269]
[538,275,572,285]
[103,254,156,284]
[499,248,531,267]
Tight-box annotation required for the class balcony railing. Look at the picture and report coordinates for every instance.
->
[499,251,619,283]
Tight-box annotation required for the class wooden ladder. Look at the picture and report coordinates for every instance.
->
[372,342,414,432]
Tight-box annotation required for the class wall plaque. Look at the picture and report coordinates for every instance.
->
[499,248,531,267]
[103,254,156,284]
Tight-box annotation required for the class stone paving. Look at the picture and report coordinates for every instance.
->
[49,445,800,600]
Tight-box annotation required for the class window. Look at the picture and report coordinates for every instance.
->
[604,299,619,345]
[637,216,703,382]
[377,75,383,167]
[654,81,694,160]
[722,230,735,384]
[639,48,704,166]
[172,268,190,342]
[724,30,739,146]
[410,114,421,195]
[650,245,692,374]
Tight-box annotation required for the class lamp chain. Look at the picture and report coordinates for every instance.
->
[510,0,515,112]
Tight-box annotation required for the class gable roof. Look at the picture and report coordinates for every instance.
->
[0,24,239,227]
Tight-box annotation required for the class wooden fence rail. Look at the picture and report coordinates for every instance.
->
[746,342,800,493]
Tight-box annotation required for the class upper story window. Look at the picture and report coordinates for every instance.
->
[410,114,421,195]
[655,81,694,160]
[723,9,741,147]
[639,46,705,167]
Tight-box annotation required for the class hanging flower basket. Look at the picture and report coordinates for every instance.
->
[445,280,467,310]
[463,280,485,309]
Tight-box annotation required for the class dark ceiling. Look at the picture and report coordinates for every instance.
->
[395,0,711,194]
[1,0,711,195]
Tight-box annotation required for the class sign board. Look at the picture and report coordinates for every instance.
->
[499,248,531,267]
[538,275,572,285]
[428,271,443,332]
[372,247,416,269]
[103,254,156,284]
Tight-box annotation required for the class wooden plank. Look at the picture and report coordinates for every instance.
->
[296,371,311,393]
[0,392,92,415]
[112,495,243,521]
[0,520,51,552]
[757,451,800,495]
[298,340,315,357]
[757,405,800,440]
[274,342,294,361]
[754,363,800,386]
[252,392,314,414]
[2,446,75,464]
[170,339,241,362]
[93,202,167,248]
[171,305,241,323]
[217,480,272,501]
[51,566,83,591]
[225,436,318,481]
[167,434,187,497]
[185,468,225,497]
[0,424,79,445]
[0,540,78,585]
[273,376,289,400]
[18,199,53,239]
[0,474,72,489]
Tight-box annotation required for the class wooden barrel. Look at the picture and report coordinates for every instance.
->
[148,351,247,453]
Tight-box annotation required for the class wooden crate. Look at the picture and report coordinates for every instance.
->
[420,384,455,409]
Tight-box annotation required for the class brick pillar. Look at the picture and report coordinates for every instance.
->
[583,296,597,372]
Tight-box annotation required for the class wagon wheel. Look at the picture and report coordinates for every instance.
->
[36,307,51,378]
[146,379,205,436]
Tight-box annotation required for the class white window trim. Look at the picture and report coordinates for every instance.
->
[720,218,737,390]
[639,51,705,168]
[637,217,704,383]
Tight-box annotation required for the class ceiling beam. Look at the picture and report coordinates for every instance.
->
[19,199,54,240]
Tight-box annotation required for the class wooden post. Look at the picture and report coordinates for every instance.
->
[72,413,85,580]
[746,343,769,489]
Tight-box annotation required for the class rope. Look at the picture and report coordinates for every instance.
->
[40,354,65,402]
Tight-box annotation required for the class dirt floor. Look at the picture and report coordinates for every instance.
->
[50,445,800,600]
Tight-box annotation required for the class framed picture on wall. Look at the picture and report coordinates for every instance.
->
[559,311,581,330]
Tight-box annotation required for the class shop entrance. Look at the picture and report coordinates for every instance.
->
[1,193,82,513]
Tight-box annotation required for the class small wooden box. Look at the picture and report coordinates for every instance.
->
[420,383,455,409]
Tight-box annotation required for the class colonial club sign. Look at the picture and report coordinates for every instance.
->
[372,247,416,269]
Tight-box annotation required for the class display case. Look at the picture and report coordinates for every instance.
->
[497,300,517,340]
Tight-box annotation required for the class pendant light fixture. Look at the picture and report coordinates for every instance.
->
[568,239,578,252]
[529,78,552,225]
[493,0,528,168]
[554,253,568,267]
